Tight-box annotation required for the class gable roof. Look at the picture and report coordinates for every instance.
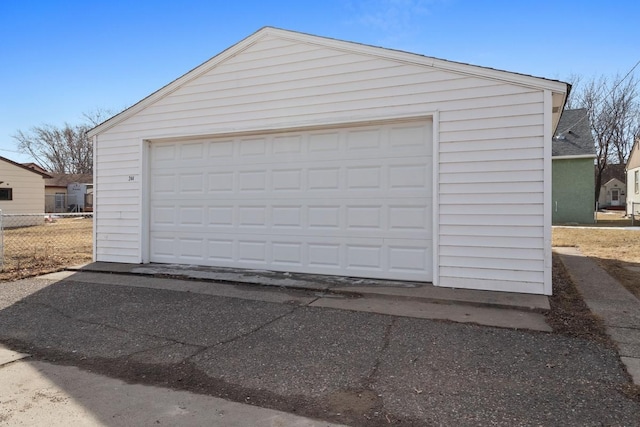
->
[88,26,569,138]
[0,156,51,178]
[21,162,49,174]
[552,108,596,158]
[45,173,93,187]
[600,163,626,184]
[602,177,624,187]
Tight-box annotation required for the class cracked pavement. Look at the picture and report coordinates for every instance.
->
[0,273,639,426]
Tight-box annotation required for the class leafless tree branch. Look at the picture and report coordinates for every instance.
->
[568,74,640,202]
[12,109,113,174]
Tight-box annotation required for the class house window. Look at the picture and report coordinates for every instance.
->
[0,188,12,200]
[635,170,639,194]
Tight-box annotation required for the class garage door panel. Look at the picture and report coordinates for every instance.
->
[150,232,432,281]
[152,159,433,197]
[346,205,383,230]
[307,242,341,269]
[386,239,433,274]
[208,172,235,192]
[272,169,303,191]
[208,140,234,158]
[151,198,432,238]
[209,239,234,261]
[151,211,432,239]
[272,206,303,228]
[237,240,268,264]
[208,206,235,226]
[346,244,383,271]
[153,130,432,169]
[272,241,304,266]
[150,120,433,281]
[308,132,340,153]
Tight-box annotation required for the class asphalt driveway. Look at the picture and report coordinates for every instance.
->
[0,272,638,426]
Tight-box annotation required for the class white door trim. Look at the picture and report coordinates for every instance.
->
[431,110,440,287]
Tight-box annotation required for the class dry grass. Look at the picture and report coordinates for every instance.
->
[1,217,92,281]
[553,225,640,299]
[593,211,635,227]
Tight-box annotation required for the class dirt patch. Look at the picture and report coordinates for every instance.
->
[324,389,381,416]
[550,253,640,399]
[546,254,613,346]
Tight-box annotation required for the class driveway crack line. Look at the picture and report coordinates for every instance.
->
[365,318,396,387]
[17,301,202,348]
[185,296,321,361]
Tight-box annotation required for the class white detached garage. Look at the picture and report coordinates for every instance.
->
[88,27,568,295]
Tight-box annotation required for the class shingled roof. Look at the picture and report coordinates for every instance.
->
[600,163,626,184]
[45,173,93,188]
[552,108,596,157]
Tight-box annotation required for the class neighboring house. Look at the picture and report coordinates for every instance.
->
[551,109,596,224]
[598,164,626,209]
[22,164,94,213]
[626,139,640,216]
[88,27,569,295]
[0,156,51,227]
[43,173,93,213]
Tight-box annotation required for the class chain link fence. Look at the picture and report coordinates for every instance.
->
[0,211,93,279]
[45,193,93,213]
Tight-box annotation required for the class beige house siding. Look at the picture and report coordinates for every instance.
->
[89,28,567,294]
[0,158,47,226]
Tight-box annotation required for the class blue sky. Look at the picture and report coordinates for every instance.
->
[1,0,638,163]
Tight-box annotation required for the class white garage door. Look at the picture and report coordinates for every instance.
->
[149,120,433,281]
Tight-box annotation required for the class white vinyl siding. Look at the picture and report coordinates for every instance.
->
[94,31,560,294]
[438,100,546,293]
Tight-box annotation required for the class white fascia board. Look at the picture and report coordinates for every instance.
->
[552,154,597,160]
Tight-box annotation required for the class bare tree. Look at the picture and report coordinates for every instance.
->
[82,107,113,128]
[13,109,113,174]
[564,73,583,110]
[567,74,640,202]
